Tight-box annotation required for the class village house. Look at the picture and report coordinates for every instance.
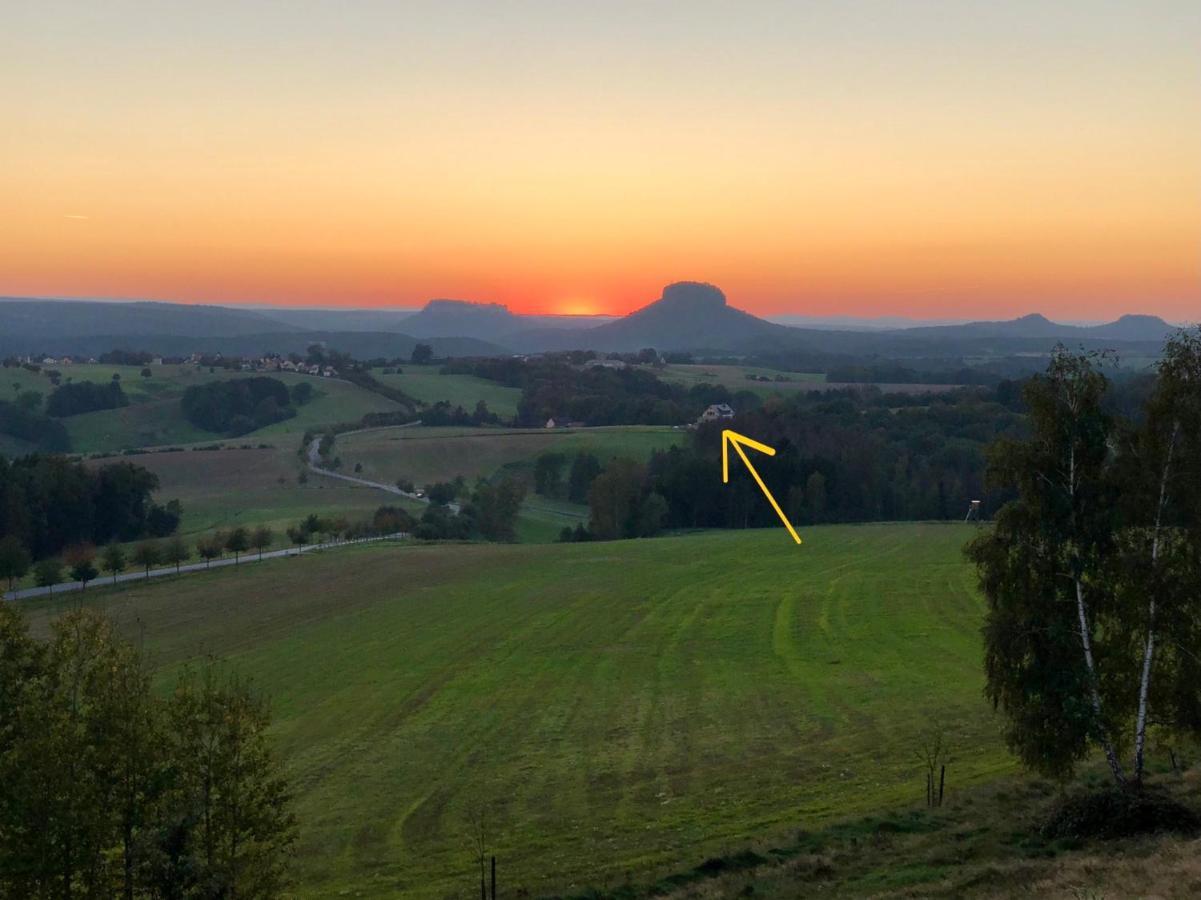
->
[698,403,735,424]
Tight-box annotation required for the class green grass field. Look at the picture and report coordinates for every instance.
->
[337,424,684,488]
[2,363,406,453]
[20,523,1009,898]
[106,445,411,538]
[659,364,826,397]
[374,366,523,419]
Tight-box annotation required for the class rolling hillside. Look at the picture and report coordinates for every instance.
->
[20,524,1007,898]
[334,424,683,487]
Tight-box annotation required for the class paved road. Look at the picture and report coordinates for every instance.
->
[3,533,407,603]
[306,423,461,512]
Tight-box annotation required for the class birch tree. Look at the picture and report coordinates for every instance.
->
[970,333,1201,788]
[968,347,1126,783]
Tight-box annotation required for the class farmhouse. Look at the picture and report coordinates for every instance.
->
[698,403,735,424]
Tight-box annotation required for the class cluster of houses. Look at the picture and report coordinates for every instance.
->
[180,353,338,377]
[9,355,98,367]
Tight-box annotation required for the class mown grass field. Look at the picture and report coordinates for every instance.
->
[373,365,523,419]
[336,424,684,488]
[20,523,1009,898]
[2,363,406,453]
[106,445,408,538]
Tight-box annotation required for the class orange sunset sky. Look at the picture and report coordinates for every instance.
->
[4,1,1198,320]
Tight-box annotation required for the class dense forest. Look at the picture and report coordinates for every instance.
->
[45,379,129,417]
[445,355,757,426]
[180,376,297,436]
[544,384,1035,539]
[0,399,71,452]
[0,455,180,559]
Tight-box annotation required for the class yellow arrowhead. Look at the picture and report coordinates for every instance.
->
[721,429,802,545]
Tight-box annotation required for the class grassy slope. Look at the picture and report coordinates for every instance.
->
[116,446,412,537]
[374,366,523,419]
[29,364,406,453]
[337,425,683,487]
[337,424,683,541]
[21,523,1009,898]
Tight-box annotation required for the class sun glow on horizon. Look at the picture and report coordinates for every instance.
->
[553,299,605,317]
[3,1,1198,320]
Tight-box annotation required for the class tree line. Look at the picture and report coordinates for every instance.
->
[443,355,757,427]
[180,377,306,437]
[0,605,295,898]
[0,455,181,561]
[969,331,1201,789]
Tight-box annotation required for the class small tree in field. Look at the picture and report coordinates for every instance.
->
[101,543,126,584]
[33,558,63,594]
[64,544,98,591]
[0,536,32,591]
[162,534,191,573]
[131,541,161,579]
[286,525,308,549]
[226,527,250,563]
[197,535,222,568]
[251,526,274,560]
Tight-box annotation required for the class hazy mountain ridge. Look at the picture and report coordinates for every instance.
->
[0,292,1181,360]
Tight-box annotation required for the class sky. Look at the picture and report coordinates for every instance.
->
[3,0,1198,319]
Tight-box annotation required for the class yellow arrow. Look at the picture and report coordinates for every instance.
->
[721,429,802,545]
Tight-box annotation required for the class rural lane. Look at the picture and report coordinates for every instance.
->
[306,423,461,512]
[3,533,406,603]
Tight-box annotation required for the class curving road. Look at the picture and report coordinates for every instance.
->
[306,422,460,512]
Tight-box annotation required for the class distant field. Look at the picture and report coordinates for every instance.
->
[660,364,826,396]
[373,365,523,418]
[104,445,406,538]
[14,364,410,453]
[336,424,684,487]
[19,524,1007,898]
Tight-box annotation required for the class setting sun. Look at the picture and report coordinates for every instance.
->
[555,299,604,316]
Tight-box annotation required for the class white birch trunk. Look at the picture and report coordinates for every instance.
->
[1075,577,1127,784]
[1133,423,1177,784]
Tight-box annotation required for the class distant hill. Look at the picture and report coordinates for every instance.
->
[0,294,1178,363]
[251,307,419,333]
[514,282,788,352]
[0,298,293,340]
[1084,314,1177,341]
[898,312,1175,342]
[399,300,526,339]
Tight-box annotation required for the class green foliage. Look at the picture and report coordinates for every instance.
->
[567,451,602,503]
[289,381,315,406]
[65,543,99,588]
[0,455,174,559]
[101,543,127,581]
[181,376,296,436]
[161,535,191,572]
[46,378,129,417]
[0,607,296,897]
[534,451,567,497]
[968,333,1201,785]
[225,526,250,561]
[0,535,31,590]
[0,398,71,451]
[469,477,526,542]
[410,343,434,365]
[132,541,161,575]
[33,557,63,589]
